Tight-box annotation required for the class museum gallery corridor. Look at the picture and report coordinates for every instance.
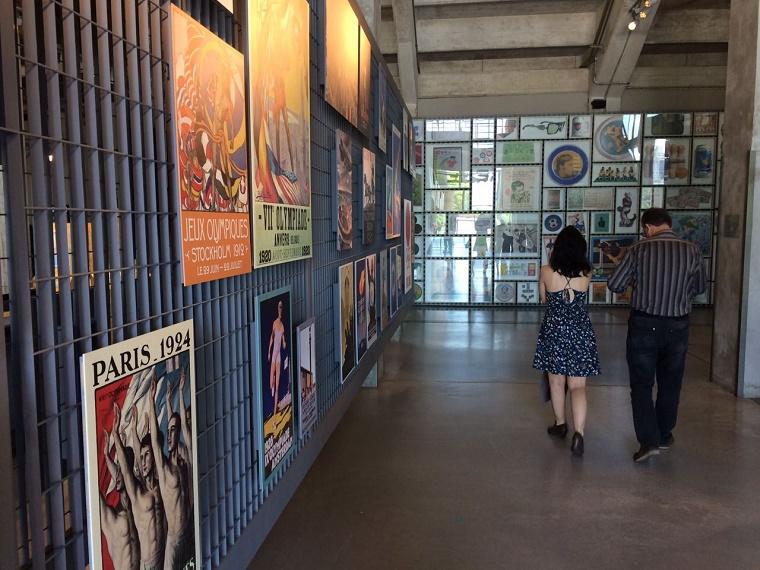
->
[250,308,760,569]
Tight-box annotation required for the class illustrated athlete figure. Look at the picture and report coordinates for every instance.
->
[148,371,194,570]
[100,432,140,570]
[268,301,287,420]
[166,369,193,511]
[111,401,166,570]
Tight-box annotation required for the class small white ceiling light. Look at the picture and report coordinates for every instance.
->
[628,19,637,31]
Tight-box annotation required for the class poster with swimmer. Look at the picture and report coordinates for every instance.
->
[255,287,295,487]
[81,320,200,570]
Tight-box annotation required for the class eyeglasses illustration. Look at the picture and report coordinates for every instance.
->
[522,121,565,135]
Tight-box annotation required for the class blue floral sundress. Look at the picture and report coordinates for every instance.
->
[532,286,601,377]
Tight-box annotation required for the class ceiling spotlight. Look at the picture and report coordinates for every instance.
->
[628,19,637,31]
[639,10,647,19]
[643,0,651,7]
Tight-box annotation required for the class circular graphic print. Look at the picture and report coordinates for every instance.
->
[595,117,639,160]
[495,282,515,303]
[414,283,423,301]
[544,214,563,234]
[547,145,589,186]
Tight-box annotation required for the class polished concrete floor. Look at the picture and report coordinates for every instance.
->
[250,308,760,569]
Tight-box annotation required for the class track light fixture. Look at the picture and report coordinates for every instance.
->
[628,0,657,32]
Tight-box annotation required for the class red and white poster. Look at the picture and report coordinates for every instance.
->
[81,320,200,570]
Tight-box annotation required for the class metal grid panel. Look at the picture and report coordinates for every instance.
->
[0,0,411,567]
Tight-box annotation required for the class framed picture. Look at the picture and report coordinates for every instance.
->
[495,166,541,210]
[645,113,692,137]
[379,250,389,330]
[389,247,398,316]
[671,211,713,255]
[324,0,358,126]
[393,245,403,312]
[255,287,296,486]
[391,126,402,234]
[543,188,565,211]
[593,114,642,161]
[358,27,371,136]
[495,213,540,258]
[496,117,520,140]
[377,71,387,153]
[589,282,610,304]
[591,162,640,186]
[494,282,517,303]
[520,115,568,139]
[569,114,592,139]
[542,235,556,265]
[693,112,718,136]
[614,187,640,234]
[566,187,615,210]
[613,288,633,305]
[591,211,613,234]
[362,148,376,244]
[297,318,317,439]
[544,141,591,187]
[402,110,409,172]
[496,141,542,164]
[336,129,353,250]
[338,262,356,382]
[641,186,665,209]
[691,137,717,184]
[518,282,539,303]
[665,186,713,210]
[565,211,588,235]
[718,112,725,160]
[431,145,465,187]
[355,257,368,361]
[641,138,691,186]
[413,119,424,141]
[414,282,423,302]
[543,213,564,235]
[472,142,495,165]
[495,259,539,280]
[81,320,201,570]
[404,200,413,292]
[590,235,638,281]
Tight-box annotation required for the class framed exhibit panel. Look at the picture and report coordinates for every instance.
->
[81,320,200,570]
[355,257,368,361]
[325,0,358,126]
[367,254,378,348]
[248,0,312,268]
[336,129,353,250]
[255,287,296,488]
[297,319,317,439]
[362,148,376,244]
[338,262,356,382]
[170,5,251,284]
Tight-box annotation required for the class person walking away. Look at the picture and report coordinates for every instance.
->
[607,208,706,463]
[533,227,601,456]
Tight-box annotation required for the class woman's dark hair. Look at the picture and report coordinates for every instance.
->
[550,226,591,278]
[641,208,672,228]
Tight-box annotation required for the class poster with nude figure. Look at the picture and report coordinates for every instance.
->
[255,287,295,487]
[81,320,200,570]
[248,0,312,268]
[169,6,252,285]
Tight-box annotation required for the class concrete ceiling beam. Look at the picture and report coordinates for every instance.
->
[628,65,727,89]
[356,0,382,37]
[391,0,419,113]
[415,0,603,19]
[647,9,729,44]
[416,12,598,51]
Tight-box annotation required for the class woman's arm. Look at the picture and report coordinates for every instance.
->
[539,266,547,304]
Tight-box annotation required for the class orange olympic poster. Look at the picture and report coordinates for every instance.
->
[170,5,252,284]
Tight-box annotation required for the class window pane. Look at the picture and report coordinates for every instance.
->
[426,189,469,212]
[425,119,471,142]
[425,259,469,303]
[426,144,471,188]
[472,167,494,211]
[473,118,495,140]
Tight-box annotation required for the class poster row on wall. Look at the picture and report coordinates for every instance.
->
[81,301,322,568]
[170,2,312,285]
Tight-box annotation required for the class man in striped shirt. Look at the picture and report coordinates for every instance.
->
[608,208,706,463]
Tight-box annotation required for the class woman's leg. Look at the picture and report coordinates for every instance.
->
[548,373,567,425]
[568,376,587,435]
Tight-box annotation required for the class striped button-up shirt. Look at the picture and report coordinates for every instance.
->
[607,230,706,317]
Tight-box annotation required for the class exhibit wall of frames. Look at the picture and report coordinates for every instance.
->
[0,0,414,568]
[411,113,721,306]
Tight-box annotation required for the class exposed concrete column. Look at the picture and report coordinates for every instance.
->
[589,0,660,112]
[712,0,760,396]
[356,0,381,38]
[391,0,418,114]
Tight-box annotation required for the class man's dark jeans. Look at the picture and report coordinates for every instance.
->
[626,311,690,448]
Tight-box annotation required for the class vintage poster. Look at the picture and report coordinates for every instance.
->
[496,260,539,280]
[645,113,692,137]
[593,114,642,161]
[337,129,353,250]
[566,211,588,235]
[590,236,638,280]
[570,115,592,138]
[495,213,540,258]
[496,141,541,164]
[380,249,389,331]
[404,200,413,292]
[170,6,252,285]
[665,186,713,210]
[542,235,556,265]
[367,254,378,348]
[694,112,718,136]
[494,282,516,303]
[591,211,612,234]
[325,0,358,126]
[389,248,399,316]
[671,211,713,255]
[81,320,200,570]
[362,148,376,244]
[495,166,541,210]
[496,117,519,140]
[691,137,716,185]
[431,146,463,187]
[388,126,402,238]
[592,162,640,186]
[641,138,691,186]
[395,244,403,309]
[543,213,565,235]
[255,287,295,486]
[377,71,387,153]
[249,0,312,268]
[543,188,565,211]
[339,262,356,382]
[520,115,567,139]
[566,186,615,210]
[297,319,317,439]
[614,188,640,234]
[403,111,410,172]
[358,27,372,137]
[544,141,590,187]
[518,282,539,303]
[355,257,368,361]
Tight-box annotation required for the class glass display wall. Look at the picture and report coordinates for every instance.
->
[411,113,721,306]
